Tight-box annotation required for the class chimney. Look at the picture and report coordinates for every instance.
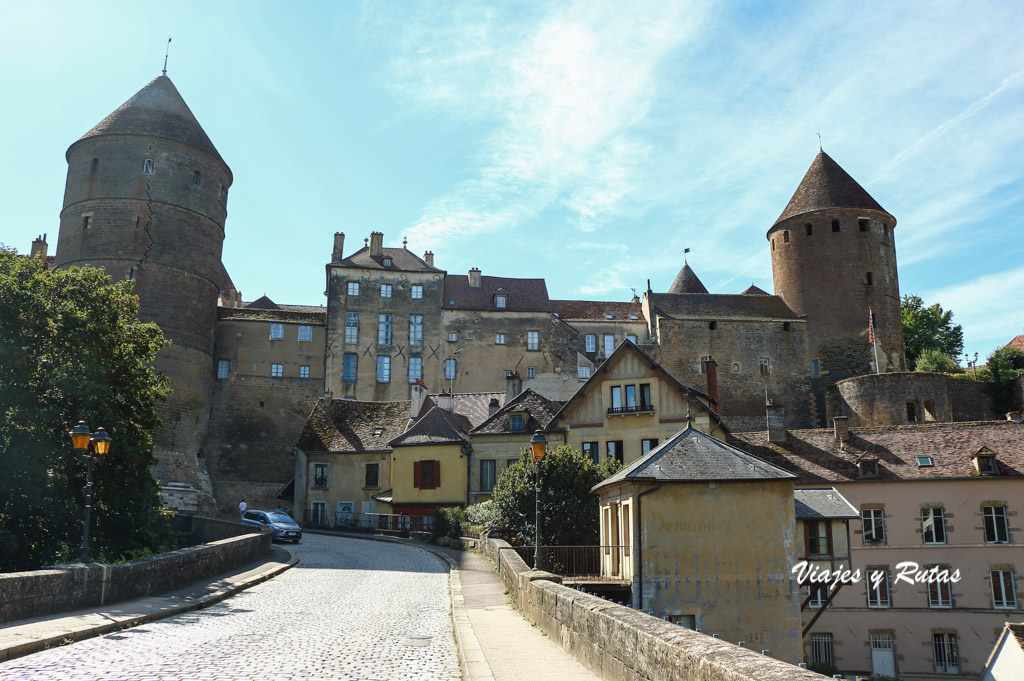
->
[322,391,333,408]
[30,234,47,260]
[488,397,500,417]
[436,391,454,412]
[704,356,719,408]
[468,268,482,288]
[833,416,849,441]
[424,251,434,267]
[410,379,428,419]
[766,400,786,443]
[505,371,523,403]
[332,232,345,262]
[369,231,384,257]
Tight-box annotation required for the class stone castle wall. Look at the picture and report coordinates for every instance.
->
[828,372,998,427]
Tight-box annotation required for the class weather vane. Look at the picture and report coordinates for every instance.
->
[816,129,822,151]
[162,37,172,76]
[683,247,690,264]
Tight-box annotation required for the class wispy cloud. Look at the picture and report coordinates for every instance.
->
[924,267,1024,355]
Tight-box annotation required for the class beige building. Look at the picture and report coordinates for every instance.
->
[981,622,1024,680]
[731,419,1024,680]
[592,425,803,665]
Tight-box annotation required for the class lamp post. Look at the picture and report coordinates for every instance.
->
[530,430,547,571]
[70,421,111,562]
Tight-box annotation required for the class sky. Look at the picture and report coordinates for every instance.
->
[3,1,1024,361]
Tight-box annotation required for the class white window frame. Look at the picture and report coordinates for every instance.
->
[527,330,540,351]
[376,355,391,383]
[495,333,506,345]
[445,358,456,380]
[585,335,596,353]
[345,312,359,344]
[380,284,392,298]
[603,335,615,356]
[347,281,360,296]
[933,633,959,674]
[270,363,284,378]
[142,158,154,174]
[983,505,1010,543]
[992,569,1017,609]
[411,284,423,299]
[806,581,828,608]
[526,367,535,378]
[299,365,310,379]
[377,313,392,345]
[270,323,284,340]
[448,332,458,342]
[217,359,229,379]
[409,315,423,346]
[866,569,890,608]
[495,294,507,309]
[809,633,833,666]
[480,459,496,493]
[408,356,423,383]
[298,325,313,342]
[862,508,885,543]
[922,507,946,545]
[928,576,952,608]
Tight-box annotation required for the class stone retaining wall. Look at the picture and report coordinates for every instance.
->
[0,520,271,623]
[477,536,826,681]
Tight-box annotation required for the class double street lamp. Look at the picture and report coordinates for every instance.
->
[530,430,548,571]
[69,421,112,563]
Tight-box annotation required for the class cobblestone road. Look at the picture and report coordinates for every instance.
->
[0,534,460,681]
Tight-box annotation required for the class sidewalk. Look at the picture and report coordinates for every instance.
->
[0,545,295,663]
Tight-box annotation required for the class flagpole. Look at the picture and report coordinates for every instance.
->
[870,307,881,374]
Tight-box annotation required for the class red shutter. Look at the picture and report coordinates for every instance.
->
[434,460,441,489]
[413,461,422,489]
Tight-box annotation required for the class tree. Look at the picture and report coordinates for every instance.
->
[914,348,961,374]
[491,444,620,546]
[901,295,964,371]
[0,249,171,571]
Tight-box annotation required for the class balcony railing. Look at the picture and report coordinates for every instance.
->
[499,545,630,580]
[606,405,654,415]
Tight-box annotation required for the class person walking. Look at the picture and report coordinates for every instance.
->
[239,498,247,517]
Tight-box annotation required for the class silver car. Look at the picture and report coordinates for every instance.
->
[241,510,302,543]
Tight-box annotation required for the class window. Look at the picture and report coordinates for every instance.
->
[377,314,392,345]
[298,325,313,342]
[859,219,868,232]
[585,335,596,352]
[811,359,820,376]
[626,334,637,344]
[270,323,284,340]
[582,442,599,464]
[217,360,229,379]
[219,184,228,204]
[983,505,1009,543]
[299,365,310,379]
[917,456,934,467]
[858,459,878,477]
[933,633,959,674]
[929,575,952,608]
[376,356,391,383]
[343,353,357,382]
[709,321,718,330]
[977,455,997,474]
[192,170,201,185]
[611,386,622,410]
[481,460,496,493]
[380,284,392,298]
[578,367,591,379]
[831,219,840,232]
[270,363,283,377]
[466,333,474,340]
[495,295,507,309]
[495,333,506,345]
[414,460,440,489]
[142,158,154,174]
[509,415,525,431]
[641,438,658,455]
[866,568,890,607]
[625,385,637,409]
[409,315,423,346]
[922,507,946,544]
[603,335,615,356]
[640,384,651,409]
[504,369,512,379]
[866,271,873,286]
[527,330,540,351]
[805,581,828,608]
[805,223,813,236]
[783,322,791,332]
[91,157,99,173]
[992,570,1017,608]
[411,284,423,299]
[382,257,392,267]
[348,281,360,296]
[783,230,790,243]
[907,400,918,422]
[345,312,359,344]
[408,356,422,383]
[605,313,614,320]
[862,508,885,543]
[759,358,771,376]
[311,501,326,526]
[809,633,832,666]
[805,520,832,556]
[448,332,458,342]
[445,358,456,380]
[365,463,380,489]
[372,427,383,437]
[527,367,535,379]
[607,441,624,464]
[313,463,328,489]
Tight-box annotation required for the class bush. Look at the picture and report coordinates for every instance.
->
[914,348,961,373]
[806,661,840,676]
[433,506,469,542]
[466,500,502,533]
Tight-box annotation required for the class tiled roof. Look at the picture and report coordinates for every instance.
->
[74,75,228,171]
[296,400,410,452]
[647,292,799,321]
[1009,623,1024,648]
[334,246,442,272]
[550,300,644,322]
[727,421,1024,484]
[247,295,279,310]
[794,488,858,519]
[667,263,709,294]
[741,284,770,296]
[594,426,794,491]
[443,275,552,312]
[471,389,564,435]
[389,405,472,447]
[1005,334,1024,354]
[773,151,890,227]
[428,392,506,429]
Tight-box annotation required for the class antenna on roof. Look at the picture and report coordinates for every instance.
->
[683,247,690,265]
[162,37,172,76]
[816,129,822,152]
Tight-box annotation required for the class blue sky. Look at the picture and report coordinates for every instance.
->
[4,1,1024,361]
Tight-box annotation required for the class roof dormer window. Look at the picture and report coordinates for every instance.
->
[976,454,998,475]
[605,313,614,319]
[382,257,392,267]
[495,294,507,309]
[858,458,879,478]
[508,413,526,432]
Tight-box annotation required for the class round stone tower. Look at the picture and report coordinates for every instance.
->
[768,151,904,381]
[54,74,232,505]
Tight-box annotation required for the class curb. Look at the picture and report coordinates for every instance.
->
[0,548,298,663]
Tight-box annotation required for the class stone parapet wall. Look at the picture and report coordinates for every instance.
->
[0,523,270,624]
[476,536,825,681]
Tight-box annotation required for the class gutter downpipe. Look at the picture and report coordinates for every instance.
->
[633,483,661,610]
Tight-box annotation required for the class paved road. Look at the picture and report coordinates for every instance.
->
[0,534,460,681]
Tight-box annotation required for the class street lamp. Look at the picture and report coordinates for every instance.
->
[69,421,111,562]
[530,430,548,571]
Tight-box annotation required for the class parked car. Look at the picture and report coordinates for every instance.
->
[241,510,302,543]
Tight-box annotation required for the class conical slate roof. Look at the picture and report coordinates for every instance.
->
[73,75,227,168]
[667,263,709,294]
[773,151,889,227]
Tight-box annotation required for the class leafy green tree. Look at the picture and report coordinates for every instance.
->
[0,249,171,571]
[491,444,620,546]
[914,348,961,373]
[901,295,964,370]
[986,346,1024,385]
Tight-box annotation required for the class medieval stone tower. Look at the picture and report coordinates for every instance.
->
[53,74,232,510]
[768,151,905,385]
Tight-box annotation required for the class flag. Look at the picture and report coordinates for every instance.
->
[868,308,875,345]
